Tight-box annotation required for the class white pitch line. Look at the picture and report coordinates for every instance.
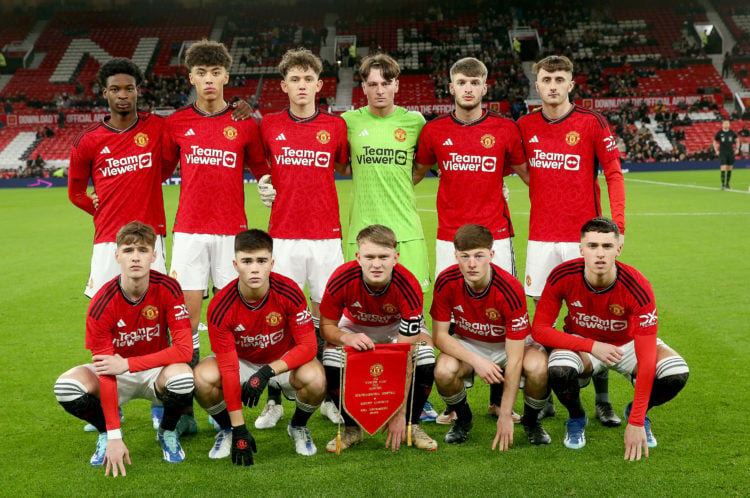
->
[626,177,750,194]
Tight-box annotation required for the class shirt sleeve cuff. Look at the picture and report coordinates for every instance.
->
[107,429,123,439]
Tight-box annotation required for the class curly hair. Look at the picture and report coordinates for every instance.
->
[185,39,232,70]
[97,58,143,88]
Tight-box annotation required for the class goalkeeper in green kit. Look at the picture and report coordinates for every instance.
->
[343,53,431,293]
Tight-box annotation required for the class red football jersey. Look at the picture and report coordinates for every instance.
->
[163,104,269,235]
[320,261,423,327]
[531,258,657,424]
[86,271,193,431]
[416,111,526,241]
[69,113,172,243]
[431,263,530,343]
[517,105,624,242]
[261,109,349,239]
[207,273,316,412]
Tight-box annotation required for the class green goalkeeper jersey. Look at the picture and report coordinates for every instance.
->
[343,106,426,246]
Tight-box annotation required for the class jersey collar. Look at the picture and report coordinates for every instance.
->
[450,109,488,127]
[102,114,140,134]
[541,103,576,124]
[191,103,231,117]
[288,108,320,123]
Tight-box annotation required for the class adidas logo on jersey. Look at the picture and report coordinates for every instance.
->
[443,138,454,146]
[185,129,196,136]
[275,133,287,141]
[453,305,464,312]
[570,300,583,308]
[117,319,126,327]
[234,324,246,332]
[358,129,369,137]
[100,146,111,154]
[529,135,539,143]
[351,301,362,308]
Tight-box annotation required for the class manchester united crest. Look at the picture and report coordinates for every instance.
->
[485,308,500,321]
[609,304,625,316]
[134,132,149,147]
[526,275,532,287]
[394,128,407,142]
[316,130,331,144]
[565,131,580,146]
[223,126,238,140]
[382,303,397,315]
[265,312,283,326]
[142,305,159,320]
[480,134,496,149]
[369,363,384,377]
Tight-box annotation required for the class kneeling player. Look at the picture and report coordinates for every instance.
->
[54,222,195,475]
[532,217,689,460]
[193,229,325,464]
[431,224,551,449]
[320,225,437,452]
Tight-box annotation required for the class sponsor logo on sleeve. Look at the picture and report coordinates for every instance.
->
[174,304,190,320]
[638,311,658,327]
[510,313,530,332]
[603,135,618,152]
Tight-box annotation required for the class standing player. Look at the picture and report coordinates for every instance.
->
[68,58,172,299]
[414,57,529,277]
[319,225,437,452]
[414,57,530,422]
[68,57,179,431]
[713,120,739,190]
[255,48,348,428]
[343,53,430,293]
[54,222,195,475]
[193,229,325,463]
[517,55,625,426]
[163,40,269,362]
[431,224,550,449]
[532,218,689,459]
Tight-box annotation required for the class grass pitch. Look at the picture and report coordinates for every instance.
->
[0,169,748,496]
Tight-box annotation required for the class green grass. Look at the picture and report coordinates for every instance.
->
[1,170,749,496]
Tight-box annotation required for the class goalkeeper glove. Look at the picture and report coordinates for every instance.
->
[257,174,276,208]
[231,424,257,466]
[241,364,275,408]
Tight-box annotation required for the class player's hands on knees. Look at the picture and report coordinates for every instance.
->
[92,354,129,376]
[231,424,257,466]
[475,358,505,384]
[342,332,375,351]
[242,365,275,408]
[104,439,131,477]
[231,100,253,121]
[385,415,406,452]
[591,342,623,366]
[623,423,649,461]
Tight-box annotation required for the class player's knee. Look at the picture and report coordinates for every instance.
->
[54,377,88,404]
[433,355,459,387]
[523,352,549,383]
[55,378,100,417]
[650,356,689,407]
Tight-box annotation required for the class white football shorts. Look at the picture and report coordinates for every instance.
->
[170,233,237,291]
[435,237,517,279]
[272,238,343,303]
[524,240,580,298]
[85,236,166,298]
[238,358,296,401]
[83,363,163,404]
